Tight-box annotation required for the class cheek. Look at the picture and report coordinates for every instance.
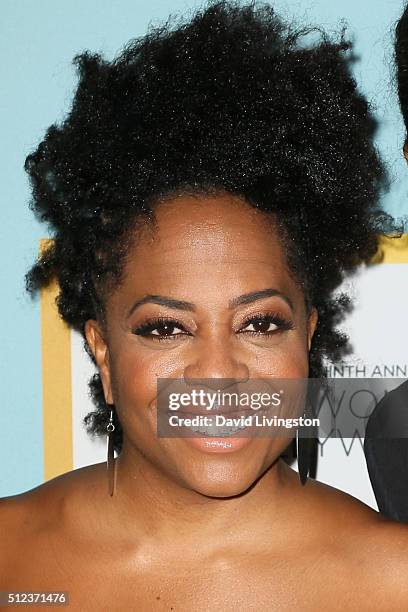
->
[109,343,179,415]
[255,350,309,379]
[248,331,310,379]
[108,354,158,450]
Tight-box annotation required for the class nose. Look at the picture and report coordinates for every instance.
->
[183,334,249,389]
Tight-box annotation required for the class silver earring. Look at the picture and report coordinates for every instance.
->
[106,408,116,496]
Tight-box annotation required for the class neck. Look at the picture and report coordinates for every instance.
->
[105,443,299,555]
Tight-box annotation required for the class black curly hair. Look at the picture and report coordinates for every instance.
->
[25,0,386,453]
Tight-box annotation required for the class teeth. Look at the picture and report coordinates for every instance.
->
[205,440,233,448]
[188,424,247,437]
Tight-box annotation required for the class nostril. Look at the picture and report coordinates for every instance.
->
[183,353,250,383]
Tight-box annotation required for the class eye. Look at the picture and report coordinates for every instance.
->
[132,317,191,341]
[238,313,294,336]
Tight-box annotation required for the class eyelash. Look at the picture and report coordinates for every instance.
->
[132,313,294,342]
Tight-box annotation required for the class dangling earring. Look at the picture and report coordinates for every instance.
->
[296,428,310,485]
[296,378,315,485]
[106,407,116,496]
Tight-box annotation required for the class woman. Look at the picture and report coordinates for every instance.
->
[1,1,408,608]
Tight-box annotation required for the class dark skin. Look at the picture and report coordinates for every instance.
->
[1,193,408,611]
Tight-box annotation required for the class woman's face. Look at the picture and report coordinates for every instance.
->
[86,193,317,497]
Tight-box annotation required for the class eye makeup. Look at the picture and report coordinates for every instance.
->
[132,316,192,342]
[131,311,294,342]
[237,311,295,336]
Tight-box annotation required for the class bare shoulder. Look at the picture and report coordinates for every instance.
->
[300,476,408,607]
[302,474,408,547]
[349,512,408,608]
[282,464,383,527]
[0,463,106,585]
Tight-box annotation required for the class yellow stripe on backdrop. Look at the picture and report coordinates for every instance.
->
[37,234,408,482]
[40,239,73,480]
[372,234,408,263]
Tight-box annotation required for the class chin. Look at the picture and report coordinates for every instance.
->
[181,466,263,498]
[190,481,254,498]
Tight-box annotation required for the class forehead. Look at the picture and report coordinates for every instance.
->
[134,193,283,265]
[110,192,302,308]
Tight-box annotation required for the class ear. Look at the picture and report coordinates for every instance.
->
[84,320,114,404]
[403,140,408,163]
[306,308,318,352]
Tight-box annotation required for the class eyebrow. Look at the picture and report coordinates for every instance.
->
[127,295,196,318]
[127,288,294,318]
[230,288,294,311]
